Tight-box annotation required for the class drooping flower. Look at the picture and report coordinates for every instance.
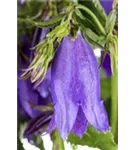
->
[18,26,55,137]
[51,33,109,139]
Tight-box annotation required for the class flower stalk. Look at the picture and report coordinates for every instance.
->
[111,59,118,143]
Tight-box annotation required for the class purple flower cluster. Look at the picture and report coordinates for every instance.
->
[18,0,113,140]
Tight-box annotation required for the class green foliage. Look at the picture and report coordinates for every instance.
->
[51,129,65,150]
[17,115,27,150]
[18,13,66,28]
[74,5,106,49]
[31,135,45,150]
[28,101,53,113]
[68,125,118,150]
[82,26,106,49]
[21,18,71,87]
[17,0,45,18]
[76,4,106,36]
[105,35,118,74]
[105,10,117,34]
[78,0,107,27]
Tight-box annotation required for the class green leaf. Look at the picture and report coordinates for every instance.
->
[68,125,117,150]
[17,115,27,150]
[78,0,107,27]
[82,28,105,49]
[76,4,106,35]
[51,129,65,150]
[32,135,45,150]
[28,101,53,112]
[105,10,117,34]
[18,13,66,28]
[26,0,46,17]
[75,9,106,48]
[83,27,106,47]
[105,35,118,74]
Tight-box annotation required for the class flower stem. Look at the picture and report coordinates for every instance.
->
[51,129,65,150]
[111,64,118,143]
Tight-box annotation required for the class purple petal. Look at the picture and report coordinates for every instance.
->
[51,37,79,139]
[18,72,41,118]
[94,100,110,131]
[36,67,51,98]
[72,108,88,137]
[100,0,113,15]
[102,53,112,77]
[45,116,55,134]
[17,95,30,119]
[74,33,109,132]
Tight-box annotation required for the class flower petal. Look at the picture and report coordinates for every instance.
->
[72,108,88,137]
[100,0,113,15]
[36,67,51,98]
[51,37,79,139]
[102,53,112,77]
[73,34,109,131]
[18,72,41,118]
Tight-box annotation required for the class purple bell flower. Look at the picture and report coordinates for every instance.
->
[51,33,109,139]
[18,69,55,137]
[18,24,55,138]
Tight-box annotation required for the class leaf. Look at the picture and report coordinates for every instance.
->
[105,35,118,74]
[32,135,45,150]
[83,27,106,46]
[67,125,118,150]
[78,0,107,27]
[18,13,66,28]
[75,9,106,48]
[82,28,105,49]
[105,10,117,34]
[51,129,65,150]
[76,4,106,35]
[17,115,27,150]
[26,0,44,16]
[27,100,53,112]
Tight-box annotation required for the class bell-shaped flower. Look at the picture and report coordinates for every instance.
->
[51,33,109,139]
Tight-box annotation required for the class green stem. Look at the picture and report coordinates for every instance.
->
[76,4,106,35]
[111,64,118,143]
[51,130,65,150]
[72,145,77,150]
